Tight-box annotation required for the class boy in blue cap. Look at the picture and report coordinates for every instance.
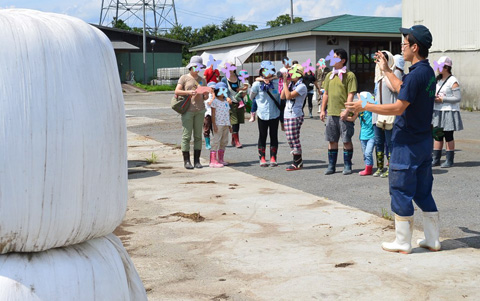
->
[347,25,441,254]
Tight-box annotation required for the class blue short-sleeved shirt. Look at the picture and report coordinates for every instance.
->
[359,111,374,140]
[394,60,436,144]
[250,80,281,120]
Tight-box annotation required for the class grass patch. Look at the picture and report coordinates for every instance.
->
[381,208,394,221]
[145,152,158,164]
[134,83,176,92]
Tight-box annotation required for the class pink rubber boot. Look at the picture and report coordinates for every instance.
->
[218,149,229,166]
[359,165,373,176]
[209,151,224,168]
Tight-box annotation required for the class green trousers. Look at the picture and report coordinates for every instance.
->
[181,109,205,152]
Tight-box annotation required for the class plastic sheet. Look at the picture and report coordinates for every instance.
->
[0,234,147,300]
[0,9,127,253]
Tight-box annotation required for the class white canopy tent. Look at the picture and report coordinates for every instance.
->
[200,44,259,69]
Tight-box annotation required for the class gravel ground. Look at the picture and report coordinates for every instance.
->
[125,91,480,247]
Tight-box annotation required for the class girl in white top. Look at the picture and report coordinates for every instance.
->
[281,64,308,171]
[432,56,463,168]
[209,82,232,168]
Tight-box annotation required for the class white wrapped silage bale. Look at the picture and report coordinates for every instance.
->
[0,9,127,253]
[0,234,147,300]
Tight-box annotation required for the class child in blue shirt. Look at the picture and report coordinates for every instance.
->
[358,110,375,175]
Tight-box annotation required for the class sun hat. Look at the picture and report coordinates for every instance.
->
[393,54,405,71]
[260,60,274,69]
[207,82,216,88]
[399,25,433,49]
[223,60,235,68]
[186,55,204,69]
[291,64,304,77]
[438,56,452,67]
[214,82,227,90]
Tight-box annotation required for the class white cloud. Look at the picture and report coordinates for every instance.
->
[293,0,345,20]
[374,3,402,17]
[62,0,100,24]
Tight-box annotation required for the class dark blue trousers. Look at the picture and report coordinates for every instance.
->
[389,139,438,216]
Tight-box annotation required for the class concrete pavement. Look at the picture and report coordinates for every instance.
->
[119,115,480,300]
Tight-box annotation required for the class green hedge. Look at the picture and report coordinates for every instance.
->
[134,83,176,92]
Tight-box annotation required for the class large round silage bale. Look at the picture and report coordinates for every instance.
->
[0,9,127,253]
[0,234,147,300]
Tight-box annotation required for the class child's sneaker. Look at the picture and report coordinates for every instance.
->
[269,156,278,167]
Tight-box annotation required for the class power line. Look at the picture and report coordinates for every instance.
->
[176,7,266,26]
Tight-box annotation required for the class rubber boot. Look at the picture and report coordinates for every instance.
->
[380,153,390,178]
[359,165,373,176]
[205,137,211,150]
[231,135,235,147]
[308,108,313,119]
[232,133,243,148]
[441,151,454,168]
[382,215,413,254]
[217,149,228,166]
[373,151,384,177]
[417,211,441,251]
[324,149,338,175]
[432,149,442,166]
[209,151,223,168]
[270,146,278,167]
[182,151,193,170]
[193,150,202,169]
[286,154,303,171]
[343,149,353,175]
[258,147,268,167]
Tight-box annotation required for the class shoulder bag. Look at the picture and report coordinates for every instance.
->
[171,94,191,114]
[266,90,285,123]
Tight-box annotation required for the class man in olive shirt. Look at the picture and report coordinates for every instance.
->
[320,48,358,175]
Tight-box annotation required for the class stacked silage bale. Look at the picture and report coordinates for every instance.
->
[0,9,147,300]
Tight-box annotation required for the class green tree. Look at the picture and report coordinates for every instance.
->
[163,17,257,65]
[112,18,132,31]
[214,17,257,40]
[164,25,195,65]
[266,14,304,27]
[112,18,152,34]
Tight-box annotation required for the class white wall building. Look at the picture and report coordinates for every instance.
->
[403,0,480,109]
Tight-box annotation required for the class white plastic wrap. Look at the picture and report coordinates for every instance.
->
[0,234,147,301]
[0,9,127,253]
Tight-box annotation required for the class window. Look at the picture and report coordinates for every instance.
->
[244,50,287,63]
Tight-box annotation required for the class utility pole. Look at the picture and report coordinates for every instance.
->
[143,0,146,84]
[290,0,294,24]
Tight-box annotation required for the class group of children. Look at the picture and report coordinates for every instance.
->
[201,49,403,176]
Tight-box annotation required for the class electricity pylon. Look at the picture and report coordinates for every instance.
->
[99,0,178,34]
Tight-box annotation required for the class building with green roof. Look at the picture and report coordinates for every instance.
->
[192,14,402,91]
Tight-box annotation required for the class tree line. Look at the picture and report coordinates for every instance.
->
[113,14,304,65]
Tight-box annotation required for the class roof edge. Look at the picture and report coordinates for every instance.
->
[91,24,189,45]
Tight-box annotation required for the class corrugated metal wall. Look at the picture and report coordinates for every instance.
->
[403,0,480,109]
[403,0,480,51]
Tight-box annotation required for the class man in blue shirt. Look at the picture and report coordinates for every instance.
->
[347,25,441,254]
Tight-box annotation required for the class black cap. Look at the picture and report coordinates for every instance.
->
[399,25,433,49]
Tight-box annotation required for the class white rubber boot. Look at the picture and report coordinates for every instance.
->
[382,215,413,254]
[417,211,441,251]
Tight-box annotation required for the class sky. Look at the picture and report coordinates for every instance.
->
[1,0,402,30]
